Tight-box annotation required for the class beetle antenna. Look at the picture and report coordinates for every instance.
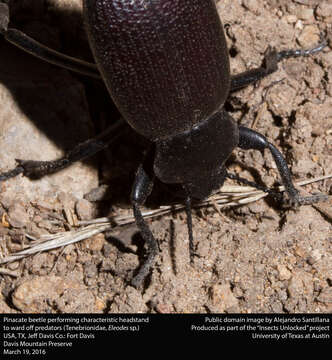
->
[184,185,195,263]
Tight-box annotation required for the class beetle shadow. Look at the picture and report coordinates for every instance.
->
[0,4,125,180]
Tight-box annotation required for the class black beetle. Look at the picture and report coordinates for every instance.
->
[0,0,327,287]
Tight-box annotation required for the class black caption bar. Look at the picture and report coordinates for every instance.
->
[1,313,331,355]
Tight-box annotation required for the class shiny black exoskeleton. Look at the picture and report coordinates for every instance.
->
[0,0,327,287]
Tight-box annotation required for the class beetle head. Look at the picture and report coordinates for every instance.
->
[154,110,239,200]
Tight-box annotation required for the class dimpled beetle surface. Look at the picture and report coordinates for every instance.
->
[0,0,328,290]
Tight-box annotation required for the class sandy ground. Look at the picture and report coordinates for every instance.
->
[0,0,331,314]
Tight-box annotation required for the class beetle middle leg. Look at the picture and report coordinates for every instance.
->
[230,39,327,91]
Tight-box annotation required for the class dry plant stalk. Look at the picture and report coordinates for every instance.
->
[0,174,331,265]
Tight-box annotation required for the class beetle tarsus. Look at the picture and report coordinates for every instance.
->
[276,38,327,62]
[287,193,329,207]
[184,186,195,263]
[0,166,24,182]
[131,201,159,288]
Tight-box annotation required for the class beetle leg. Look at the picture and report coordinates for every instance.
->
[230,48,278,92]
[0,120,126,181]
[131,153,158,288]
[0,1,100,78]
[230,40,327,91]
[238,126,328,205]
[183,186,195,263]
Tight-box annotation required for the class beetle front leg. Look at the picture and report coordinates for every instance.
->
[238,126,327,205]
[131,157,158,288]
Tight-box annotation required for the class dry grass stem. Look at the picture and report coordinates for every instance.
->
[0,174,331,265]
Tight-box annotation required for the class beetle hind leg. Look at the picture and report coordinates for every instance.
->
[0,1,99,78]
[230,39,327,92]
